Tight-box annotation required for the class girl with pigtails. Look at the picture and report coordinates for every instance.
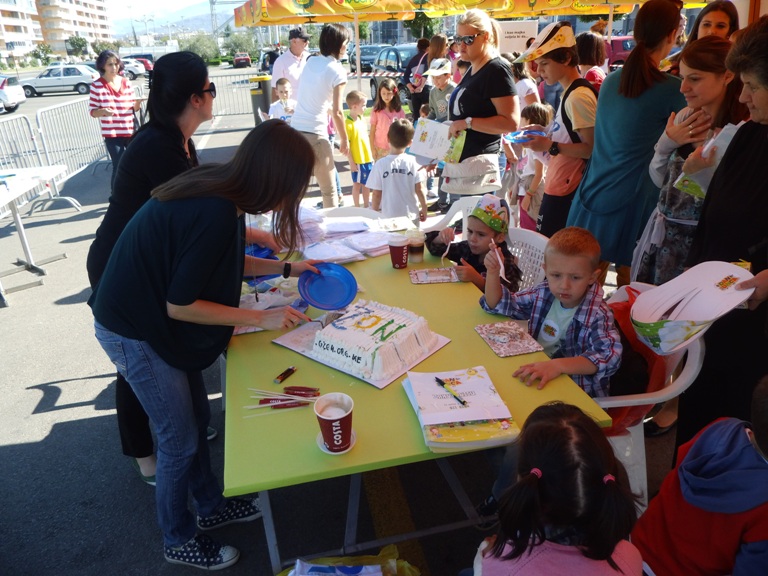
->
[479,403,642,575]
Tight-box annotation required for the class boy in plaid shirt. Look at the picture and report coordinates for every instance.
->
[482,226,620,397]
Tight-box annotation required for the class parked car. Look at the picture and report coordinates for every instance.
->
[0,74,27,113]
[122,53,154,63]
[133,57,153,72]
[23,65,99,97]
[349,44,389,74]
[369,43,419,106]
[233,52,252,68]
[606,36,636,68]
[120,58,146,80]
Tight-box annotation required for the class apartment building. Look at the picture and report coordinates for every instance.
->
[35,0,113,55]
[0,0,43,59]
[1,0,113,61]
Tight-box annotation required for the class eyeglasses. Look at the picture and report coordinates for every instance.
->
[200,82,216,99]
[455,33,483,46]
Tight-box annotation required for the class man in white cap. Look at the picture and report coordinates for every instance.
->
[272,26,310,102]
[514,22,597,239]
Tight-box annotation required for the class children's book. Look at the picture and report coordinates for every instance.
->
[410,118,465,165]
[402,366,518,453]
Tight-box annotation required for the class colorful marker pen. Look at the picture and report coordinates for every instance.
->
[273,366,297,384]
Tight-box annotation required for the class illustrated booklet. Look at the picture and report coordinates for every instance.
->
[402,366,519,453]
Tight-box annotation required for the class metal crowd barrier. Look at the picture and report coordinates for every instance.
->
[37,97,105,179]
[210,72,259,116]
[0,115,61,219]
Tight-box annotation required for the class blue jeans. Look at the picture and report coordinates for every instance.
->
[94,321,224,547]
[104,137,130,191]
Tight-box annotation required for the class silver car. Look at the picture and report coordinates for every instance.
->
[23,65,99,97]
[120,58,146,80]
[0,74,26,113]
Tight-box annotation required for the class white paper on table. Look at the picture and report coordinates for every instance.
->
[343,231,402,255]
[301,241,365,263]
[410,118,452,163]
[405,366,511,426]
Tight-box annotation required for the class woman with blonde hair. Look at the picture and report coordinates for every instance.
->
[447,9,519,170]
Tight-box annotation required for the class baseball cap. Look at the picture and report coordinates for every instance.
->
[514,22,576,63]
[424,58,451,76]
[289,27,310,41]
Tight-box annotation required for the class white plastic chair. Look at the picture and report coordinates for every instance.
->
[598,283,705,508]
[505,228,548,290]
[421,196,479,234]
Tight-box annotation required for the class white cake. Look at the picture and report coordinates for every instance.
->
[311,300,438,381]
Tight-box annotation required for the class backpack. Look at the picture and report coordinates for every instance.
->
[559,78,598,144]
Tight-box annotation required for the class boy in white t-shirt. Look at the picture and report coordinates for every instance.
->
[268,78,297,124]
[368,119,427,224]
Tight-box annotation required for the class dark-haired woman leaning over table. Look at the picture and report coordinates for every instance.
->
[676,16,768,450]
[89,120,316,570]
[87,51,213,486]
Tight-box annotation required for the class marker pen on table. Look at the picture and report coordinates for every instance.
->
[273,366,297,384]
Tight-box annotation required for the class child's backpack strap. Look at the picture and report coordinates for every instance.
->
[559,78,598,144]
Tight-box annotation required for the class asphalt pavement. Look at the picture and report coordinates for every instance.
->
[0,110,676,576]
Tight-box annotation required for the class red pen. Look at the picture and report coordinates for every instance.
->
[273,366,297,384]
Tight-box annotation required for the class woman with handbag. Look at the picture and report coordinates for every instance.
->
[445,9,519,203]
[404,38,431,122]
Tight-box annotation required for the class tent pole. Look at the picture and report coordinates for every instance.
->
[355,13,362,92]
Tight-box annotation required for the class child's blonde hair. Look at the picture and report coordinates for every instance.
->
[275,77,292,89]
[545,227,601,269]
[520,102,554,128]
[345,90,366,107]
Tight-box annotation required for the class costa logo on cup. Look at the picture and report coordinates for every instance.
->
[314,393,355,454]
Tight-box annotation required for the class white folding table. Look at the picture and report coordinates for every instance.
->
[0,165,68,306]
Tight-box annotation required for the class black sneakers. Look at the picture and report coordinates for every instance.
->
[197,497,262,531]
[164,534,239,570]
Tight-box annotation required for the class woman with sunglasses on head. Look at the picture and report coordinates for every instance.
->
[89,120,314,570]
[446,9,519,204]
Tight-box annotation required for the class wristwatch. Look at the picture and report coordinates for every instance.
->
[465,117,473,131]
[282,262,292,278]
[548,141,560,156]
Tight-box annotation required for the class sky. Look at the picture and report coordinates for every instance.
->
[109,0,236,36]
[110,0,215,25]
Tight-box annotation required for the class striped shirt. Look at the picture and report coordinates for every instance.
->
[89,77,135,139]
[480,280,621,397]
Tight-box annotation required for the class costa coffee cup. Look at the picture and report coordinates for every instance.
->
[388,236,409,269]
[314,393,354,454]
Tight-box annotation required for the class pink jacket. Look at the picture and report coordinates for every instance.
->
[481,540,642,576]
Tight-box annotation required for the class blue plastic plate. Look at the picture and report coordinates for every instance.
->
[298,263,358,311]
[505,130,547,144]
